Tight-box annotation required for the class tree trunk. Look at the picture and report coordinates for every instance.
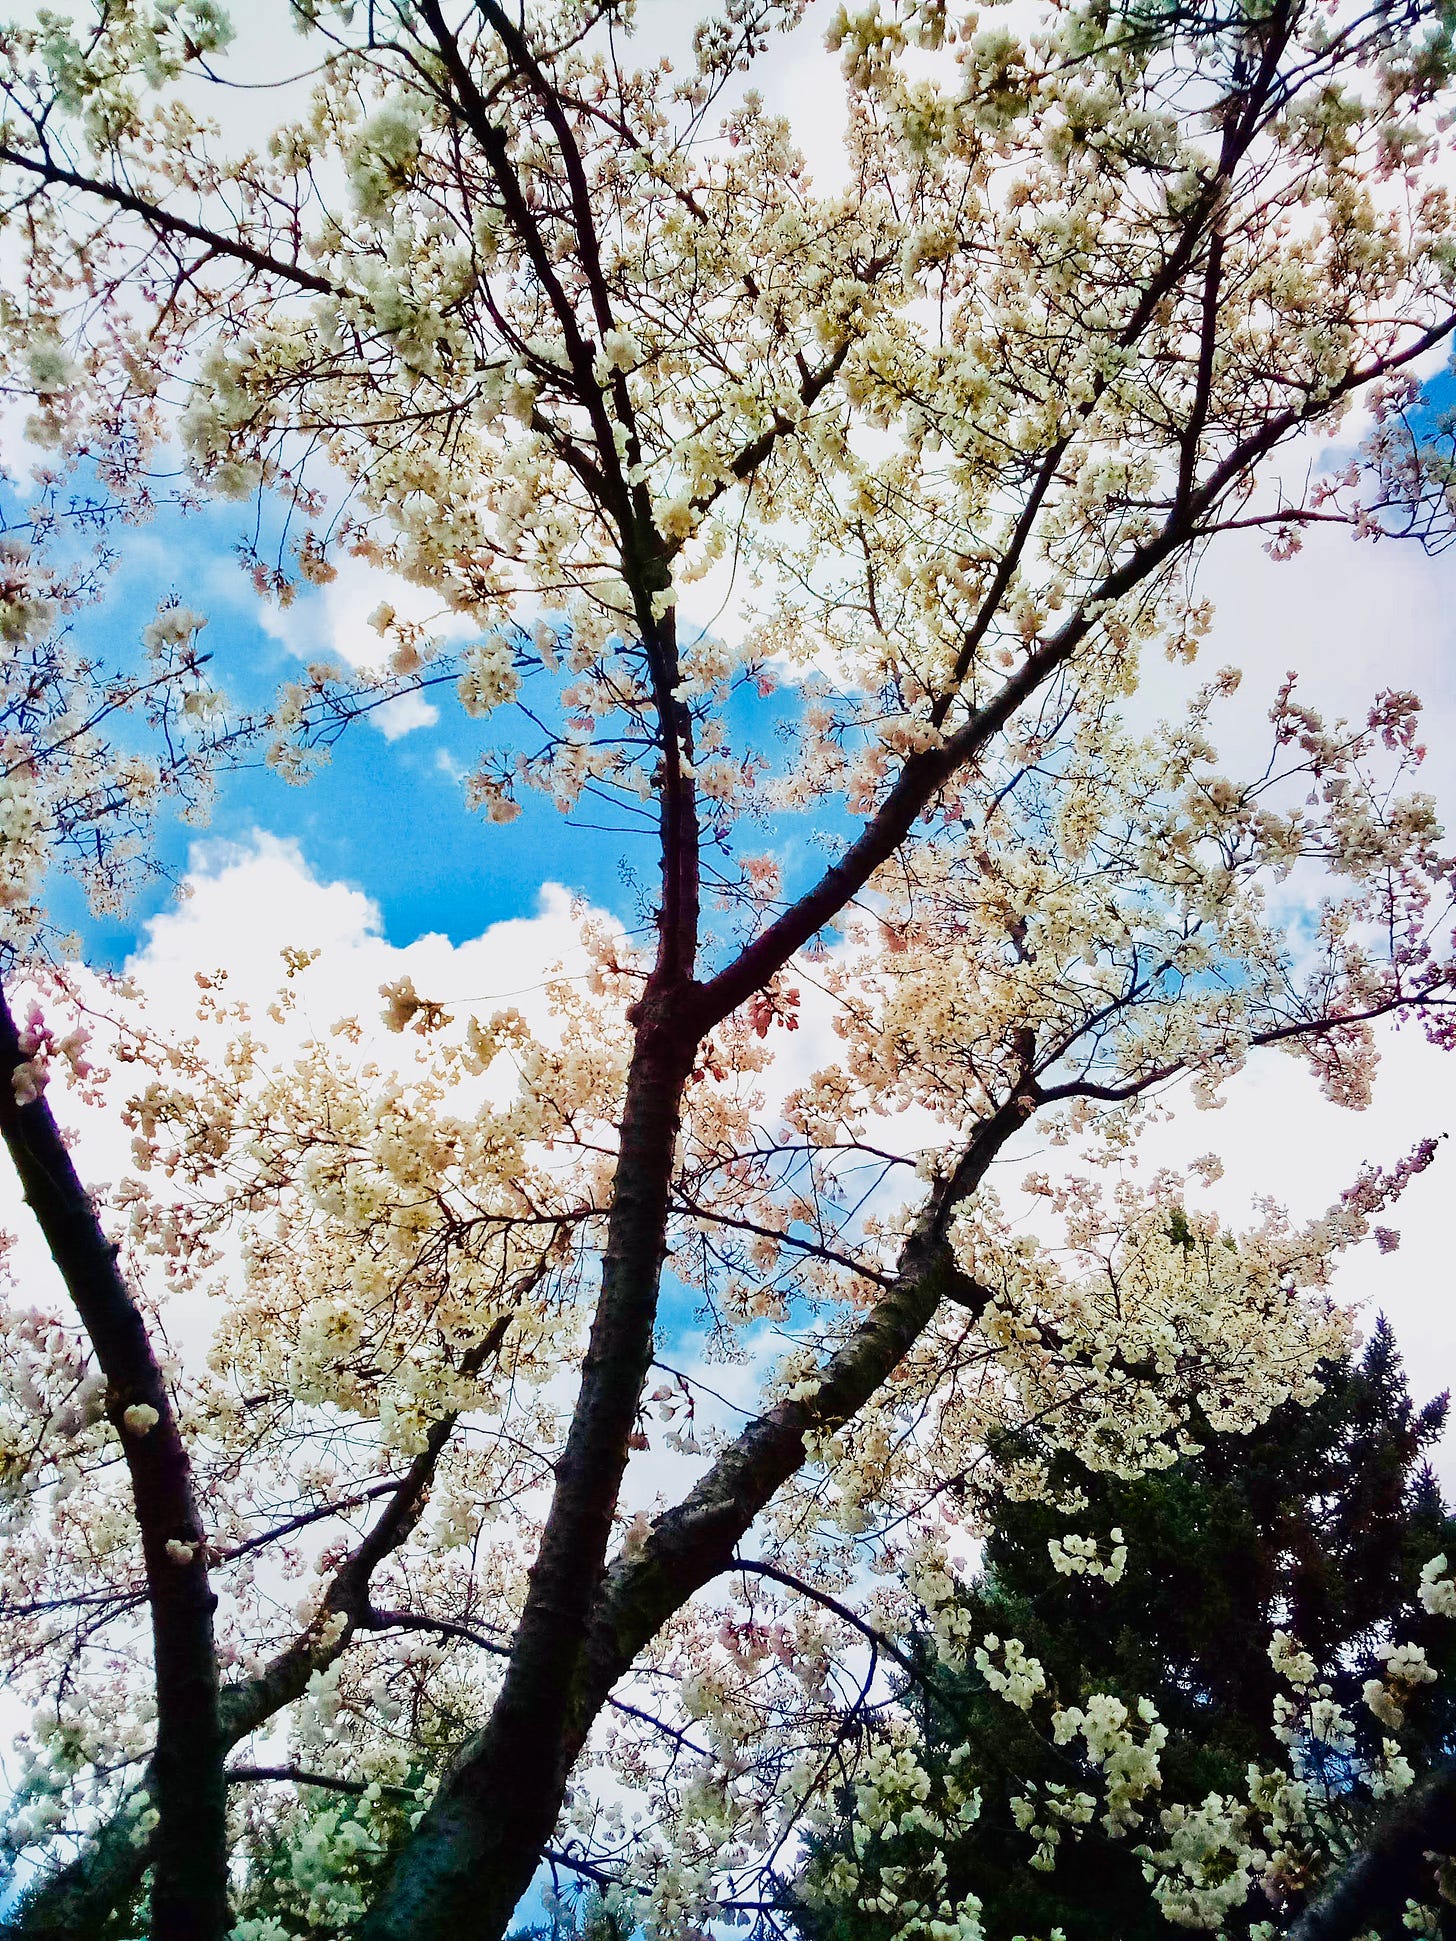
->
[358,1097,1017,1941]
[0,984,229,1941]
[358,1001,696,1941]
[1283,1757,1456,1941]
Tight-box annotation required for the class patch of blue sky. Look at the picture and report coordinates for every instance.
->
[14,470,869,971]
[1405,359,1456,437]
[26,334,1454,979]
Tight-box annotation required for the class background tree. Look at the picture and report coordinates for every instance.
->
[0,2,1455,1939]
[795,1314,1456,1940]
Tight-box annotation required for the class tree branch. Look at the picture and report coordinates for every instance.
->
[12,1332,494,1938]
[0,982,228,1941]
[569,1098,1027,1744]
[0,143,339,297]
[733,1557,927,1690]
[359,1006,701,1941]
[226,1764,416,1799]
[689,306,1456,1037]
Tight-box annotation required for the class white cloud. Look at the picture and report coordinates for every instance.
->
[130,830,381,988]
[1130,1029,1456,1473]
[124,831,611,1047]
[1198,522,1455,775]
[376,691,442,739]
[1,835,620,1360]
[258,557,471,741]
[971,1023,1456,1485]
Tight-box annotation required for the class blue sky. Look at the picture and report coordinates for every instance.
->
[27,474,876,982]
[31,491,636,962]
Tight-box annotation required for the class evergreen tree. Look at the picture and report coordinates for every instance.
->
[796,1319,1456,1941]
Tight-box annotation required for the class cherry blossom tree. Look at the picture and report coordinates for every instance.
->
[2,1,1456,1938]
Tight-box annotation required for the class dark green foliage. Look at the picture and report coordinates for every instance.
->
[795,1318,1456,1941]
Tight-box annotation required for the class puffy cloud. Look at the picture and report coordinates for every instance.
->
[0,832,618,1351]
[257,558,473,740]
[1132,1026,1456,1477]
[5,802,1454,1491]
[125,830,605,1029]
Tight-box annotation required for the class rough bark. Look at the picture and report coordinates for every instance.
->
[0,982,228,1941]
[1282,1758,1456,1941]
